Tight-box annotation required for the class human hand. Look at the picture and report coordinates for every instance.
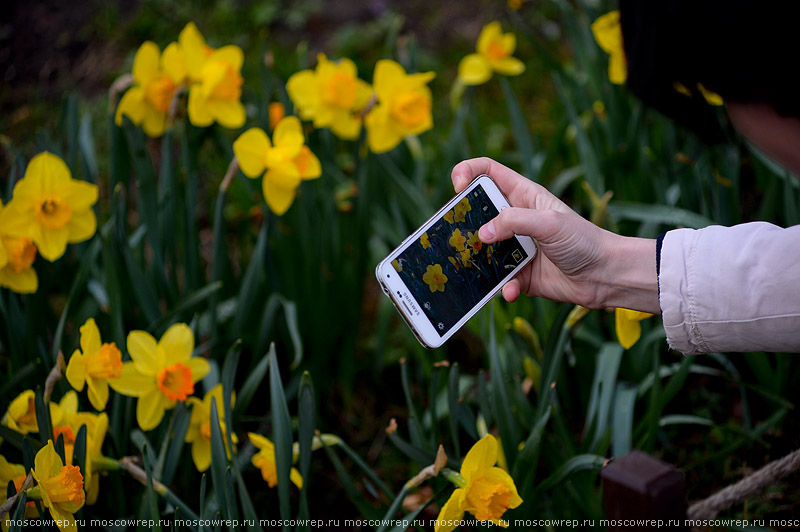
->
[451,157,660,313]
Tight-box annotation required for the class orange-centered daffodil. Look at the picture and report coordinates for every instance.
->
[287,54,373,140]
[233,116,322,216]
[66,318,123,411]
[248,432,303,489]
[187,44,246,129]
[458,21,525,85]
[109,323,210,431]
[592,11,627,85]
[454,197,472,223]
[115,40,185,137]
[364,60,435,153]
[449,229,467,252]
[423,264,448,293]
[435,434,522,531]
[2,153,97,262]
[32,440,85,532]
[185,384,238,472]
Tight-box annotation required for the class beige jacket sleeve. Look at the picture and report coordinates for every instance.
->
[659,222,800,354]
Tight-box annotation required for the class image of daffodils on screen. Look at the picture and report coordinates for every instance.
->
[392,185,528,336]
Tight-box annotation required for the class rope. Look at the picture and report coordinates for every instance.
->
[687,447,800,521]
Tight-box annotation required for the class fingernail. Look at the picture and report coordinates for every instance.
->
[479,221,495,241]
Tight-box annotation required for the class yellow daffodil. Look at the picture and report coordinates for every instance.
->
[435,435,522,531]
[454,197,471,222]
[423,264,448,293]
[449,229,467,252]
[233,117,321,215]
[0,199,38,292]
[2,153,97,262]
[364,60,435,153]
[444,211,455,224]
[185,384,238,472]
[66,318,123,411]
[248,432,303,489]
[458,21,525,86]
[49,392,109,505]
[592,11,627,84]
[115,40,185,137]
[448,256,460,270]
[460,248,472,268]
[1,455,39,528]
[420,232,431,249]
[187,43,246,129]
[287,54,373,140]
[30,440,84,532]
[3,390,40,434]
[108,323,210,431]
[269,102,286,130]
[392,259,403,272]
[615,308,654,349]
[467,231,482,253]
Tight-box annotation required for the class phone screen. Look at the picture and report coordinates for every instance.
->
[391,184,529,336]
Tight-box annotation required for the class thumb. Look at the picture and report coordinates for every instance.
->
[478,207,563,244]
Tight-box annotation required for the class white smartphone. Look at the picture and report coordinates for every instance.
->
[375,174,537,349]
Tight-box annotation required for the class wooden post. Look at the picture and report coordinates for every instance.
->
[601,450,688,531]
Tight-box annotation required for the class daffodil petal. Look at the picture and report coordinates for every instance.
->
[248,432,273,451]
[290,467,304,489]
[79,318,101,356]
[127,330,158,376]
[65,350,86,392]
[87,377,109,411]
[24,152,72,195]
[142,106,167,138]
[137,392,166,431]
[186,356,211,383]
[209,45,244,72]
[592,11,623,54]
[192,440,211,472]
[0,265,38,294]
[159,323,195,365]
[608,53,627,84]
[273,116,305,150]
[483,467,523,508]
[458,54,493,85]
[286,70,320,119]
[108,362,154,397]
[460,434,498,482]
[187,87,214,127]
[132,41,161,84]
[63,179,99,213]
[373,59,406,101]
[115,86,146,127]
[207,98,246,129]
[162,41,187,85]
[262,171,298,216]
[65,209,97,245]
[233,128,270,178]
[434,489,465,532]
[491,57,525,76]
[365,105,404,153]
[35,440,63,479]
[179,22,208,81]
[35,226,69,262]
[47,503,77,532]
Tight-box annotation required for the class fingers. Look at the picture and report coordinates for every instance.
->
[450,157,528,202]
[478,207,561,244]
[502,279,521,303]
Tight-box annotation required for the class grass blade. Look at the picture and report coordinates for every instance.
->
[269,344,293,528]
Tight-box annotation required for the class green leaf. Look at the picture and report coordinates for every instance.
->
[161,404,191,486]
[142,443,163,532]
[533,454,607,496]
[375,486,409,532]
[256,294,304,370]
[268,344,293,528]
[489,304,518,468]
[500,77,537,181]
[34,388,53,446]
[148,282,223,334]
[233,218,269,339]
[73,424,87,484]
[233,348,270,421]
[611,383,637,458]
[584,343,624,450]
[321,443,381,520]
[607,202,715,229]
[221,340,241,457]
[209,396,233,521]
[512,406,551,494]
[297,371,316,525]
[8,491,27,532]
